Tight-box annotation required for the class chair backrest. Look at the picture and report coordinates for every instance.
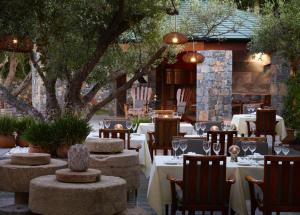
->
[182,155,228,210]
[255,109,276,135]
[173,137,206,155]
[154,117,179,154]
[207,130,238,155]
[263,156,300,211]
[176,88,193,114]
[233,137,268,155]
[99,128,130,149]
[131,86,152,107]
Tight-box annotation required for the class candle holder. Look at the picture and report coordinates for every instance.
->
[228,145,240,162]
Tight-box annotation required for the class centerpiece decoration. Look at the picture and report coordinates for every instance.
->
[228,145,240,162]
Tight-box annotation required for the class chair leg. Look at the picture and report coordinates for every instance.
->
[188,210,195,215]
[222,208,228,215]
[171,204,176,215]
[165,204,169,215]
[230,208,235,215]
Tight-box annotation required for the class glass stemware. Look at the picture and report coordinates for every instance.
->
[249,142,257,158]
[179,140,188,155]
[200,123,206,137]
[282,145,290,155]
[132,123,138,132]
[274,145,282,155]
[104,120,110,129]
[99,120,104,129]
[126,121,133,130]
[195,122,201,135]
[203,141,211,156]
[172,140,180,159]
[241,142,249,158]
[213,142,221,155]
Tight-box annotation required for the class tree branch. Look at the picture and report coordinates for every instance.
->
[84,45,167,120]
[11,71,32,97]
[82,83,101,104]
[0,83,44,120]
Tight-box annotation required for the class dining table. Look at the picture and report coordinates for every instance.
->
[231,114,287,139]
[147,155,264,215]
[137,122,195,140]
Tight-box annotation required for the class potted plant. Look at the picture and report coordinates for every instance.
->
[0,116,17,148]
[15,117,36,147]
[52,114,91,158]
[21,121,54,153]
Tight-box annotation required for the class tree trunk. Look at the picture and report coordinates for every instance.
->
[4,54,18,89]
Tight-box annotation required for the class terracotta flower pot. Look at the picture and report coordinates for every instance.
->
[56,144,71,158]
[16,137,30,147]
[29,144,50,154]
[0,135,16,148]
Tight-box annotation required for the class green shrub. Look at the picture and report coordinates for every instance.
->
[52,114,91,146]
[0,116,17,136]
[15,116,36,135]
[21,121,54,148]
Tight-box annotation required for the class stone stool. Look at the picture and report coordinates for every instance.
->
[29,175,127,215]
[89,150,140,192]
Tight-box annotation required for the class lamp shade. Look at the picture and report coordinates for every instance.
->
[0,35,33,53]
[163,32,188,44]
[182,51,205,64]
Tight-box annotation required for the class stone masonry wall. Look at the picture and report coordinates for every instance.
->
[196,50,232,121]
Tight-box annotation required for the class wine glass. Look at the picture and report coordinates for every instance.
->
[249,142,257,158]
[172,140,180,159]
[200,123,206,137]
[213,142,221,155]
[241,142,249,158]
[274,145,282,155]
[99,120,104,129]
[179,140,188,155]
[104,120,110,129]
[221,121,225,131]
[203,141,211,156]
[126,121,133,130]
[195,122,201,135]
[132,123,138,132]
[282,145,290,155]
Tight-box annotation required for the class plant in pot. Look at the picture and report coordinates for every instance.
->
[21,121,54,153]
[0,116,17,148]
[52,114,91,158]
[15,117,36,147]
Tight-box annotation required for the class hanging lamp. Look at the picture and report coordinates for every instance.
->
[163,10,187,44]
[182,36,205,64]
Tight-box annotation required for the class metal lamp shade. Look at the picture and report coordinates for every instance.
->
[182,51,205,64]
[163,32,188,44]
[0,35,33,53]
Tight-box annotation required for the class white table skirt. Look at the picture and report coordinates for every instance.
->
[137,122,195,140]
[147,156,263,215]
[231,114,287,139]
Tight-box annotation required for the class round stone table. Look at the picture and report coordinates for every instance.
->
[89,150,140,191]
[29,175,127,215]
[0,158,67,204]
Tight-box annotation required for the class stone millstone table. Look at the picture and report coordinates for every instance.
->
[0,157,67,204]
[29,175,127,215]
[89,150,140,191]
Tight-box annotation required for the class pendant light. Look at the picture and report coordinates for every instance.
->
[182,36,205,64]
[163,10,187,44]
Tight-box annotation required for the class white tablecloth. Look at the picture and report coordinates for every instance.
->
[137,122,195,140]
[147,156,263,215]
[231,114,287,139]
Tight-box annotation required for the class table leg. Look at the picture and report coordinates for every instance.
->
[14,192,29,204]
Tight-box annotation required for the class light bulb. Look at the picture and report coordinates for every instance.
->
[12,38,18,44]
[190,56,197,63]
[172,37,178,43]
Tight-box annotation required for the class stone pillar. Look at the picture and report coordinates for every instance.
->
[196,50,232,121]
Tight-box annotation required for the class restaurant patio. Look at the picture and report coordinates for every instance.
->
[0,0,299,215]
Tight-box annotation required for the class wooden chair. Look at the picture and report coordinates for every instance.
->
[233,136,268,155]
[167,155,235,215]
[246,156,300,215]
[99,128,141,152]
[207,131,238,155]
[246,109,278,152]
[124,85,152,118]
[147,117,183,161]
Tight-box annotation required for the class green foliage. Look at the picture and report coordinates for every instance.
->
[15,116,37,134]
[282,72,300,137]
[0,116,17,136]
[52,114,91,145]
[249,0,300,64]
[21,121,54,147]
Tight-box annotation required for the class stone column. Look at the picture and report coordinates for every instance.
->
[196,50,232,121]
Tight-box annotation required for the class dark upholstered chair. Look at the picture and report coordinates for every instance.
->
[147,117,183,160]
[246,156,300,215]
[207,130,238,155]
[99,128,141,152]
[233,137,269,155]
[167,155,235,215]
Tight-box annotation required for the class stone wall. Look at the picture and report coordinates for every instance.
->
[196,50,232,121]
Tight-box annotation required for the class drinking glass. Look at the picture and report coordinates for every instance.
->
[179,140,188,155]
[282,145,290,155]
[274,145,282,155]
[99,120,104,129]
[213,142,221,155]
[132,123,138,132]
[172,140,180,159]
[126,121,133,130]
[195,122,201,135]
[249,142,257,157]
[104,120,110,129]
[200,123,206,137]
[241,142,249,158]
[203,141,211,156]
[221,121,225,131]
